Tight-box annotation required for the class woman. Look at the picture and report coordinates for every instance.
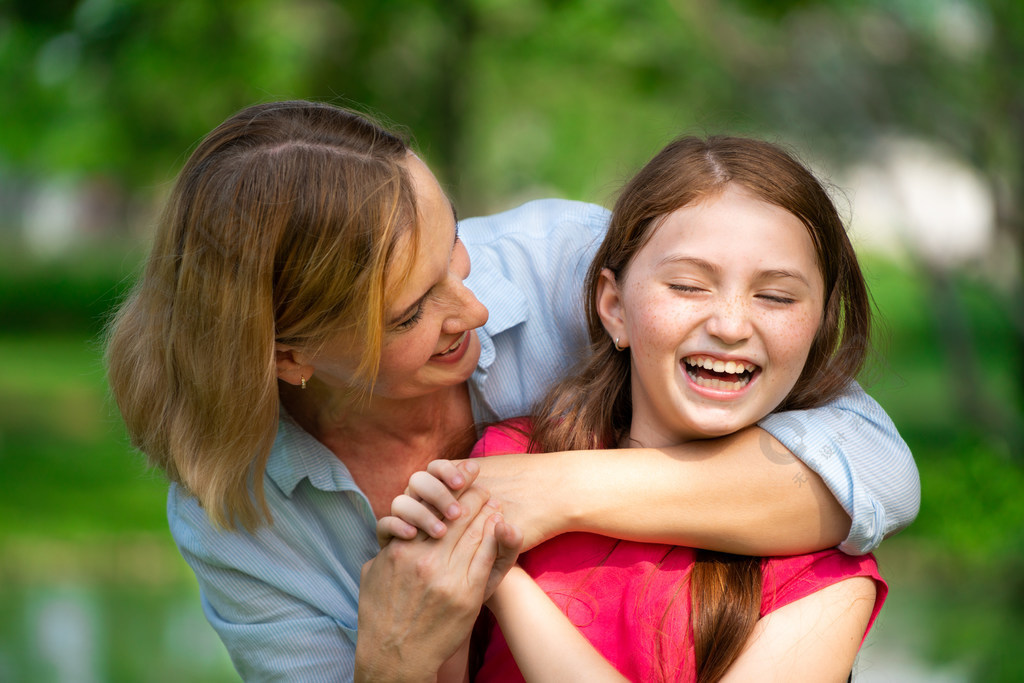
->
[457,135,887,681]
[105,100,916,681]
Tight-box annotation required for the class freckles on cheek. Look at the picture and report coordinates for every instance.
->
[772,310,823,356]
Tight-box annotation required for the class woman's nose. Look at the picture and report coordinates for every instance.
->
[441,277,488,335]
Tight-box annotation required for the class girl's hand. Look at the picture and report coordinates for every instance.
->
[377,459,480,547]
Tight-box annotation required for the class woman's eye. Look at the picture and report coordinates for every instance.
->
[394,306,424,331]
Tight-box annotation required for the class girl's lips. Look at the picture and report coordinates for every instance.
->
[430,331,471,364]
[681,354,761,397]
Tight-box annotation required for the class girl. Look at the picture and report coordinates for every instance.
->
[388,135,888,682]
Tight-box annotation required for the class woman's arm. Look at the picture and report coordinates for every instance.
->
[386,385,917,557]
[382,428,846,557]
[475,425,850,556]
[720,576,877,682]
[486,567,627,682]
[477,382,918,556]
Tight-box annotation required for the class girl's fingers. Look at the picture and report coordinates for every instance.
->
[427,458,480,495]
[483,520,523,599]
[458,503,503,589]
[375,515,419,548]
[407,470,466,521]
[390,494,448,539]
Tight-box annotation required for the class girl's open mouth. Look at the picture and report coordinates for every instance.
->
[683,355,760,391]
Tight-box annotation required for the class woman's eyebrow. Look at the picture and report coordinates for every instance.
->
[388,201,460,326]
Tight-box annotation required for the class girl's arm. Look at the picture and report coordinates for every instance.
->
[720,576,877,682]
[486,567,627,682]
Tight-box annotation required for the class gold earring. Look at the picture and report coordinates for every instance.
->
[300,375,307,390]
[614,337,625,352]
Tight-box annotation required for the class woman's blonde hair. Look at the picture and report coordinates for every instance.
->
[106,100,416,530]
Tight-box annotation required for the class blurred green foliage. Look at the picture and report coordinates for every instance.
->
[1,0,1022,681]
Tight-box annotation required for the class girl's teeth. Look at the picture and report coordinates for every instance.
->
[691,375,751,390]
[685,356,756,375]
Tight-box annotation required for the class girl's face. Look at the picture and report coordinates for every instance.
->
[597,184,825,448]
[309,154,489,400]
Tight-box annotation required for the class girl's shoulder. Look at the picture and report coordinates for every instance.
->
[470,417,534,458]
[760,549,888,628]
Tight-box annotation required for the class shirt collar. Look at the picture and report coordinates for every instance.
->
[463,242,528,371]
[266,409,363,497]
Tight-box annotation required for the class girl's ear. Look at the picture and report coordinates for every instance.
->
[274,344,314,387]
[595,268,628,348]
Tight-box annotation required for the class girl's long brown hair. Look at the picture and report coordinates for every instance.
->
[106,101,416,530]
[530,136,871,682]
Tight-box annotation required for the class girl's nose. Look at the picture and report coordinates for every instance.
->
[705,298,753,345]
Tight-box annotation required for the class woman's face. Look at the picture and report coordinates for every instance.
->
[309,154,488,400]
[598,184,825,448]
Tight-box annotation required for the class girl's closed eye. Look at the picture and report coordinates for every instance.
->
[756,292,797,305]
[668,283,706,293]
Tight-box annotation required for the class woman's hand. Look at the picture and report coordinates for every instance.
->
[356,485,522,682]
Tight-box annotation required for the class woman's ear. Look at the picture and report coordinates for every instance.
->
[595,268,628,347]
[274,344,314,387]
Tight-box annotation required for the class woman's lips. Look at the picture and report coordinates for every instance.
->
[431,331,471,364]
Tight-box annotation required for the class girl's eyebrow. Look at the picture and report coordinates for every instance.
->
[756,268,811,287]
[657,255,720,274]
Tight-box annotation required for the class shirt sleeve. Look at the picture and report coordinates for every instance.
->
[168,486,360,682]
[760,550,889,643]
[758,381,920,555]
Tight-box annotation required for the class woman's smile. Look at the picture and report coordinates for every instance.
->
[431,330,474,364]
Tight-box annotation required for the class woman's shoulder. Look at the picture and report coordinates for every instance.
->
[459,199,610,246]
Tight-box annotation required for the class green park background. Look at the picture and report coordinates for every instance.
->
[0,0,1021,680]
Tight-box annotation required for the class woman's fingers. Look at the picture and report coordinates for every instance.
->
[385,460,485,541]
[358,484,511,676]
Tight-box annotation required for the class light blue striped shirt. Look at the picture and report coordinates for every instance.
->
[168,199,919,681]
